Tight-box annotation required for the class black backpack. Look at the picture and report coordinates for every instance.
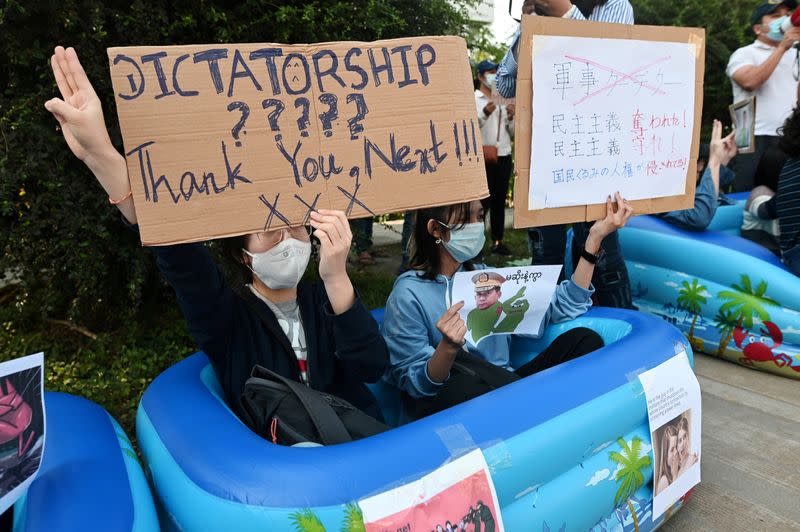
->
[241,365,389,446]
[234,286,389,446]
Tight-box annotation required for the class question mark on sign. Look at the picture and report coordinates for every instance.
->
[317,93,339,138]
[262,99,286,142]
[227,101,250,147]
[294,97,310,138]
[346,93,369,141]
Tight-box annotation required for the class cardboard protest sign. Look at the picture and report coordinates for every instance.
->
[107,37,488,245]
[359,449,505,532]
[637,350,701,520]
[451,265,561,346]
[513,18,705,227]
[0,353,45,515]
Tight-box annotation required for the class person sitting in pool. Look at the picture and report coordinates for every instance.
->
[44,46,389,422]
[744,105,800,274]
[381,195,633,420]
[656,120,738,231]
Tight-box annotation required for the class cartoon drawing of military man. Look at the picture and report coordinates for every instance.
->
[466,272,529,343]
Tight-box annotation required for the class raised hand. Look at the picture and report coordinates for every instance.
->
[310,210,352,283]
[709,119,737,167]
[589,191,635,243]
[45,46,114,166]
[45,46,134,222]
[436,302,467,347]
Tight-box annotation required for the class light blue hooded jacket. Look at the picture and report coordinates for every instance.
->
[381,266,594,398]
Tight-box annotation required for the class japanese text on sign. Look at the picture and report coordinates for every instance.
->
[529,36,697,210]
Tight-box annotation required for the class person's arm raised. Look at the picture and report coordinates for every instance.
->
[310,210,356,315]
[731,29,800,91]
[572,192,634,290]
[44,46,136,224]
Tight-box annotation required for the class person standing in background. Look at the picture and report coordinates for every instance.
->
[495,0,635,309]
[726,0,800,191]
[475,60,515,256]
[495,0,634,99]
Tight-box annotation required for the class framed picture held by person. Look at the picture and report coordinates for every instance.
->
[729,97,757,154]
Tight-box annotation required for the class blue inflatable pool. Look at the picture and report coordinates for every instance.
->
[13,392,158,532]
[137,308,693,531]
[619,193,800,379]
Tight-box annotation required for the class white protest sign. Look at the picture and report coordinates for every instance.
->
[529,36,696,209]
[359,449,504,532]
[451,266,561,346]
[637,350,701,520]
[0,353,45,515]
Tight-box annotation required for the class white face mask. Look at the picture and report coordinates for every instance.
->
[440,221,486,263]
[244,238,311,289]
[484,73,497,89]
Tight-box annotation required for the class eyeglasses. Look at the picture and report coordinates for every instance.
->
[253,226,311,248]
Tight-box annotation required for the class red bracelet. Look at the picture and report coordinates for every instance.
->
[108,190,132,205]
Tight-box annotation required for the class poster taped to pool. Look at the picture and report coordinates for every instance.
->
[638,350,701,520]
[359,449,505,532]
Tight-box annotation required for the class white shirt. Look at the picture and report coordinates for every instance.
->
[727,40,799,136]
[475,90,514,157]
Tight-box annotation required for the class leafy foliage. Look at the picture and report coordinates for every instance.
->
[341,503,366,532]
[718,274,778,329]
[289,509,326,532]
[677,279,708,315]
[609,436,652,507]
[0,0,477,331]
[631,0,760,134]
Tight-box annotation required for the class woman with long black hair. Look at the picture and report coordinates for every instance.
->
[381,196,633,420]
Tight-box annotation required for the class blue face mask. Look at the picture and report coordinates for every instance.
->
[767,16,789,41]
[439,221,486,263]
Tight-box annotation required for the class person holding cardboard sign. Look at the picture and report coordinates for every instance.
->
[496,0,634,99]
[44,46,389,426]
[381,195,633,420]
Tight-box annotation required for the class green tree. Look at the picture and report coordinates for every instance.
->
[713,307,739,356]
[609,436,652,507]
[341,503,366,532]
[0,0,477,331]
[290,509,326,532]
[717,274,779,354]
[676,278,708,342]
[631,0,755,134]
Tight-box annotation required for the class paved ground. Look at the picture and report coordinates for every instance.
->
[661,354,800,532]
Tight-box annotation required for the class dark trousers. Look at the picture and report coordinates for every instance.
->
[350,217,373,254]
[407,327,603,419]
[528,223,634,309]
[481,156,513,242]
[729,135,781,192]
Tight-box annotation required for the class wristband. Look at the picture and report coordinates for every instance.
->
[109,190,132,205]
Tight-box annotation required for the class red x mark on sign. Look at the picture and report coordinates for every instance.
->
[565,54,673,106]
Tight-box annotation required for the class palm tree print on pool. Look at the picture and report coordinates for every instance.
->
[342,503,366,532]
[676,279,708,344]
[716,274,779,354]
[713,308,739,356]
[290,509,326,532]
[609,436,651,507]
